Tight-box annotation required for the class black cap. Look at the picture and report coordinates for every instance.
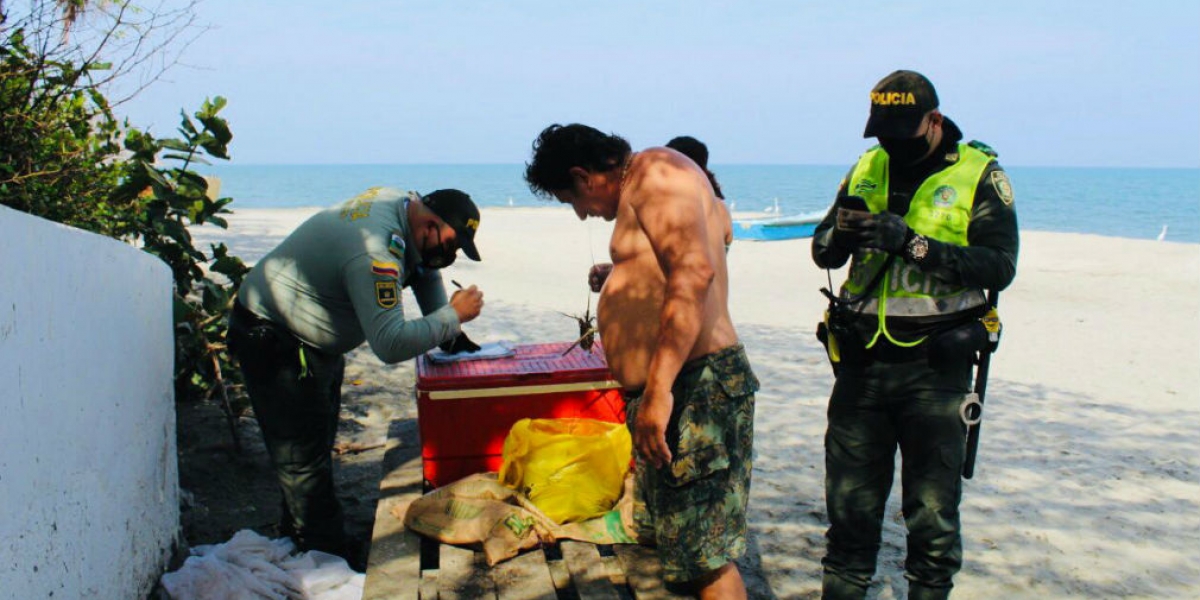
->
[423,189,481,261]
[863,70,939,139]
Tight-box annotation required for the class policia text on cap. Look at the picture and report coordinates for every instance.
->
[810,70,1019,600]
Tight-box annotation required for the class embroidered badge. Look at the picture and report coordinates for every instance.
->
[371,260,400,279]
[340,187,381,221]
[854,180,878,195]
[388,233,405,259]
[375,281,398,309]
[969,140,999,158]
[991,171,1014,206]
[932,185,957,208]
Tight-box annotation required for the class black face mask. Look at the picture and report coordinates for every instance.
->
[879,134,931,166]
[421,248,456,270]
[420,225,457,270]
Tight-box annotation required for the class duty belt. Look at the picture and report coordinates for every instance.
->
[233,299,279,331]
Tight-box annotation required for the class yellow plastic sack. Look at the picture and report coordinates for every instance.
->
[498,418,632,524]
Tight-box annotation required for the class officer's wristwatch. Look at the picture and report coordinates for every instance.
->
[904,234,930,263]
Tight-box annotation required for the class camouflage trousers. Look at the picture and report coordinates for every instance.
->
[626,344,758,583]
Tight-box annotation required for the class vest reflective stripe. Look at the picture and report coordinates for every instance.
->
[849,289,988,317]
[841,144,993,332]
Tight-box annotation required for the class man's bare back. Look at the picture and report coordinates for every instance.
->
[596,148,739,391]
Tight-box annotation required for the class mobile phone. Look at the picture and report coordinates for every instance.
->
[835,195,871,230]
[838,195,869,212]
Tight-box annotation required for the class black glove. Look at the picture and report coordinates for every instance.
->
[439,332,481,354]
[858,212,914,254]
[832,224,868,250]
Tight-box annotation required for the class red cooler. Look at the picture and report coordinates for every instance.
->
[415,342,626,488]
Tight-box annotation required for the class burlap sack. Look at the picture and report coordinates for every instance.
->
[400,472,638,566]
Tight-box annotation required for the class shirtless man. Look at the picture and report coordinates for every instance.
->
[524,123,759,599]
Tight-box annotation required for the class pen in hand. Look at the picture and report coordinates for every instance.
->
[451,280,464,290]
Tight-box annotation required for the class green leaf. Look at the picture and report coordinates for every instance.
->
[175,170,209,190]
[179,110,198,135]
[198,96,228,119]
[162,153,210,165]
[140,162,172,190]
[211,254,248,276]
[173,296,195,322]
[198,114,233,145]
[160,138,192,152]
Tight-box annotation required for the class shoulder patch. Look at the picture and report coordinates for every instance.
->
[968,140,998,158]
[371,260,400,279]
[853,179,878,195]
[388,233,405,259]
[339,187,381,221]
[375,281,398,309]
[990,171,1014,206]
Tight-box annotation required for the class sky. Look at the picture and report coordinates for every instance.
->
[107,0,1200,168]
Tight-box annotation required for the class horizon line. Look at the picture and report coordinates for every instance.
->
[200,162,1200,170]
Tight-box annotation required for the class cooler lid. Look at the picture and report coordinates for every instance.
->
[416,341,616,390]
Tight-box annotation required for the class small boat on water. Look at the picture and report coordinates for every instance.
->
[732,208,827,241]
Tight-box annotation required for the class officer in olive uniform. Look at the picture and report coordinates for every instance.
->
[227,187,485,567]
[811,71,1019,599]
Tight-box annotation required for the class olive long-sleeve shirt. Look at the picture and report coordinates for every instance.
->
[239,187,460,363]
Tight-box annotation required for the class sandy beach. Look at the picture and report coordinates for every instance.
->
[184,205,1200,599]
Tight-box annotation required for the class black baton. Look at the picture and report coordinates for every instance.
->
[962,289,1000,480]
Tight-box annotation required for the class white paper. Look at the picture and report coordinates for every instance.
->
[426,340,516,364]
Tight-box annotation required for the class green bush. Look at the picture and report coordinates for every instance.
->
[111,97,250,404]
[2,12,248,406]
[0,26,125,234]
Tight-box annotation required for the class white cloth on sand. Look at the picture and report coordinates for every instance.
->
[159,529,364,600]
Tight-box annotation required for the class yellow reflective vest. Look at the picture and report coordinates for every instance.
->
[841,143,992,348]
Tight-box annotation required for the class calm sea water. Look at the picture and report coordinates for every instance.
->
[199,164,1200,243]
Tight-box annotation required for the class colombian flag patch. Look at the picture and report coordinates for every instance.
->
[371,260,400,279]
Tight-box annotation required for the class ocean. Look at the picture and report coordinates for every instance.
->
[199,164,1200,243]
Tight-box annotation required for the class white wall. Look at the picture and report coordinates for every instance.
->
[0,206,180,599]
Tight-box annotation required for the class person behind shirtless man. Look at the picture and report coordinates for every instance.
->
[524,123,759,600]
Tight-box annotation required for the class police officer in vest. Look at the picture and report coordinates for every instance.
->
[811,70,1019,599]
[227,186,486,569]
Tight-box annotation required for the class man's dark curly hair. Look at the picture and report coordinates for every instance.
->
[524,123,632,199]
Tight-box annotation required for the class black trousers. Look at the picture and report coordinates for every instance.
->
[821,357,972,600]
[227,303,347,554]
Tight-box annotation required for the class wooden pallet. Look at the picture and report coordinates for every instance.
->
[363,420,692,600]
